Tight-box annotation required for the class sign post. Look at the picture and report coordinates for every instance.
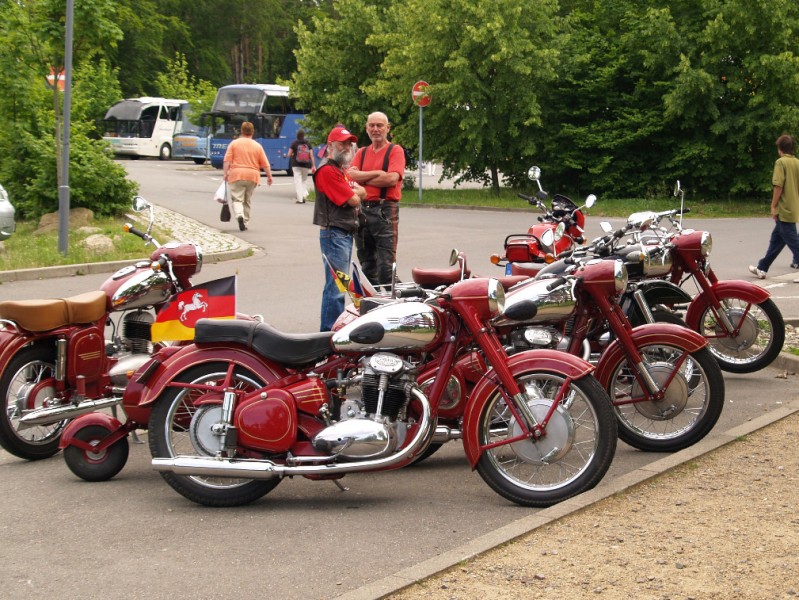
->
[411,81,431,201]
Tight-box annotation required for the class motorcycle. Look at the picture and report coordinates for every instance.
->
[489,166,596,275]
[410,250,725,453]
[590,181,784,374]
[132,277,617,508]
[0,197,223,461]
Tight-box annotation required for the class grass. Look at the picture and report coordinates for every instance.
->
[400,187,769,219]
[1,189,768,271]
[0,215,168,271]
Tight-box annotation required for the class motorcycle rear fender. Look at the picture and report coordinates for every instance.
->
[0,330,36,373]
[638,280,693,305]
[460,349,595,468]
[123,344,290,415]
[593,323,707,389]
[59,412,124,450]
[684,280,771,330]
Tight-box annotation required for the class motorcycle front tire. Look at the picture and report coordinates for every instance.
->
[475,372,617,508]
[149,362,281,507]
[608,345,724,452]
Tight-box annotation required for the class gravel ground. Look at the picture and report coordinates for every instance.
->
[387,409,799,600]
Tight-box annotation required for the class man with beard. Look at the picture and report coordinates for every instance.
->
[313,126,366,331]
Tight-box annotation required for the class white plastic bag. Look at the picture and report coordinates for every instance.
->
[214,181,228,204]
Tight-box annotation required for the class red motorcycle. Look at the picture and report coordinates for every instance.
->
[408,252,724,454]
[490,166,596,275]
[0,197,229,461]
[126,277,616,508]
[595,180,784,373]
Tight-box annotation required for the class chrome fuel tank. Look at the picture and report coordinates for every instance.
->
[332,301,440,353]
[493,277,577,326]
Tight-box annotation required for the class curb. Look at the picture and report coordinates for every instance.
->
[337,394,799,600]
[0,245,253,284]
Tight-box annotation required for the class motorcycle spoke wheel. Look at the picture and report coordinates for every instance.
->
[610,345,724,452]
[698,298,784,373]
[476,372,616,508]
[0,346,65,460]
[149,363,280,507]
[63,424,129,482]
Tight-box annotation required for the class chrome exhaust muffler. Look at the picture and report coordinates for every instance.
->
[18,395,123,427]
[153,388,434,479]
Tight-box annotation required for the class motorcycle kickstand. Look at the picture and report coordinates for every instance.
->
[130,430,145,444]
[332,479,349,492]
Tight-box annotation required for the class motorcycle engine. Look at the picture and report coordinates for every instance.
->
[312,353,417,460]
[121,310,154,355]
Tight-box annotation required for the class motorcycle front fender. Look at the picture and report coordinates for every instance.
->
[121,344,291,424]
[593,323,707,389]
[684,280,771,330]
[460,349,595,469]
[59,412,124,450]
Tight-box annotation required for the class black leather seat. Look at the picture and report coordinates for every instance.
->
[194,319,334,367]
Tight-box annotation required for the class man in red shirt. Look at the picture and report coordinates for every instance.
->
[313,126,366,331]
[223,121,273,231]
[347,112,406,287]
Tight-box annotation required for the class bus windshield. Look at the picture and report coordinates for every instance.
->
[207,84,310,172]
[103,97,187,160]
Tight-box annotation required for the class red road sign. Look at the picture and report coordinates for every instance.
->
[412,81,431,107]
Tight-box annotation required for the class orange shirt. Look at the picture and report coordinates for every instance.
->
[224,137,269,184]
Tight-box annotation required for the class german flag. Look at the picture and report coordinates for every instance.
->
[151,276,236,342]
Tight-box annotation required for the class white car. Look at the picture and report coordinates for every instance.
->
[0,184,16,240]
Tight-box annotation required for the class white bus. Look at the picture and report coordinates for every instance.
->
[103,97,188,160]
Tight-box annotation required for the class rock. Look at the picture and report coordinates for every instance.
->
[35,208,94,235]
[81,233,114,254]
[77,226,103,234]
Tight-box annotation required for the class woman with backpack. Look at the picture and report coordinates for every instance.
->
[288,129,316,204]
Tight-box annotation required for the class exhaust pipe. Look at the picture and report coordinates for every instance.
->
[153,388,434,479]
[431,425,462,444]
[19,395,123,427]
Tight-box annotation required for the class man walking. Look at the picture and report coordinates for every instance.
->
[223,121,273,231]
[347,112,405,287]
[749,134,799,279]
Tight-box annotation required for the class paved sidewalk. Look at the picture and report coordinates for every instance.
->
[0,204,251,283]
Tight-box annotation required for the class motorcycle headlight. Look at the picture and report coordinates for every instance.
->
[700,231,712,257]
[487,278,506,316]
[613,260,628,294]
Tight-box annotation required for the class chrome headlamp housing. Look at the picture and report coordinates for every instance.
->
[614,260,629,294]
[487,278,505,316]
[700,231,712,257]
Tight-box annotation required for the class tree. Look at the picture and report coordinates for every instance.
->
[0,0,136,219]
[369,0,562,194]
[154,52,218,117]
[291,0,392,144]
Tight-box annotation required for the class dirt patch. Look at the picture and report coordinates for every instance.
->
[388,412,799,600]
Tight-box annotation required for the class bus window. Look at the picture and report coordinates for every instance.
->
[103,97,188,160]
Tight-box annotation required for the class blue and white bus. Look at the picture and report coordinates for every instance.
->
[206,84,307,173]
[172,106,210,165]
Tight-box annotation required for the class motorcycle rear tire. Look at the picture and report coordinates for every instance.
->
[0,345,65,460]
[475,372,616,508]
[64,424,130,482]
[149,362,281,507]
[609,345,724,452]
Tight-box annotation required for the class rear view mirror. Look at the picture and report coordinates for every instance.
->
[600,221,613,234]
[585,194,596,209]
[527,166,541,181]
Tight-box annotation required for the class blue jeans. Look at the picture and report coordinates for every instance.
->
[757,218,799,272]
[319,227,353,331]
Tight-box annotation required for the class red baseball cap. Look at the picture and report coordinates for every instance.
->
[327,126,357,144]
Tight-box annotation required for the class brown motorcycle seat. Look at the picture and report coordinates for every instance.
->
[411,265,472,287]
[0,290,107,332]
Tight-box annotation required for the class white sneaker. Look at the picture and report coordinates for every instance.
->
[748,265,766,279]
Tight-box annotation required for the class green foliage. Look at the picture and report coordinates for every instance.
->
[154,52,218,119]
